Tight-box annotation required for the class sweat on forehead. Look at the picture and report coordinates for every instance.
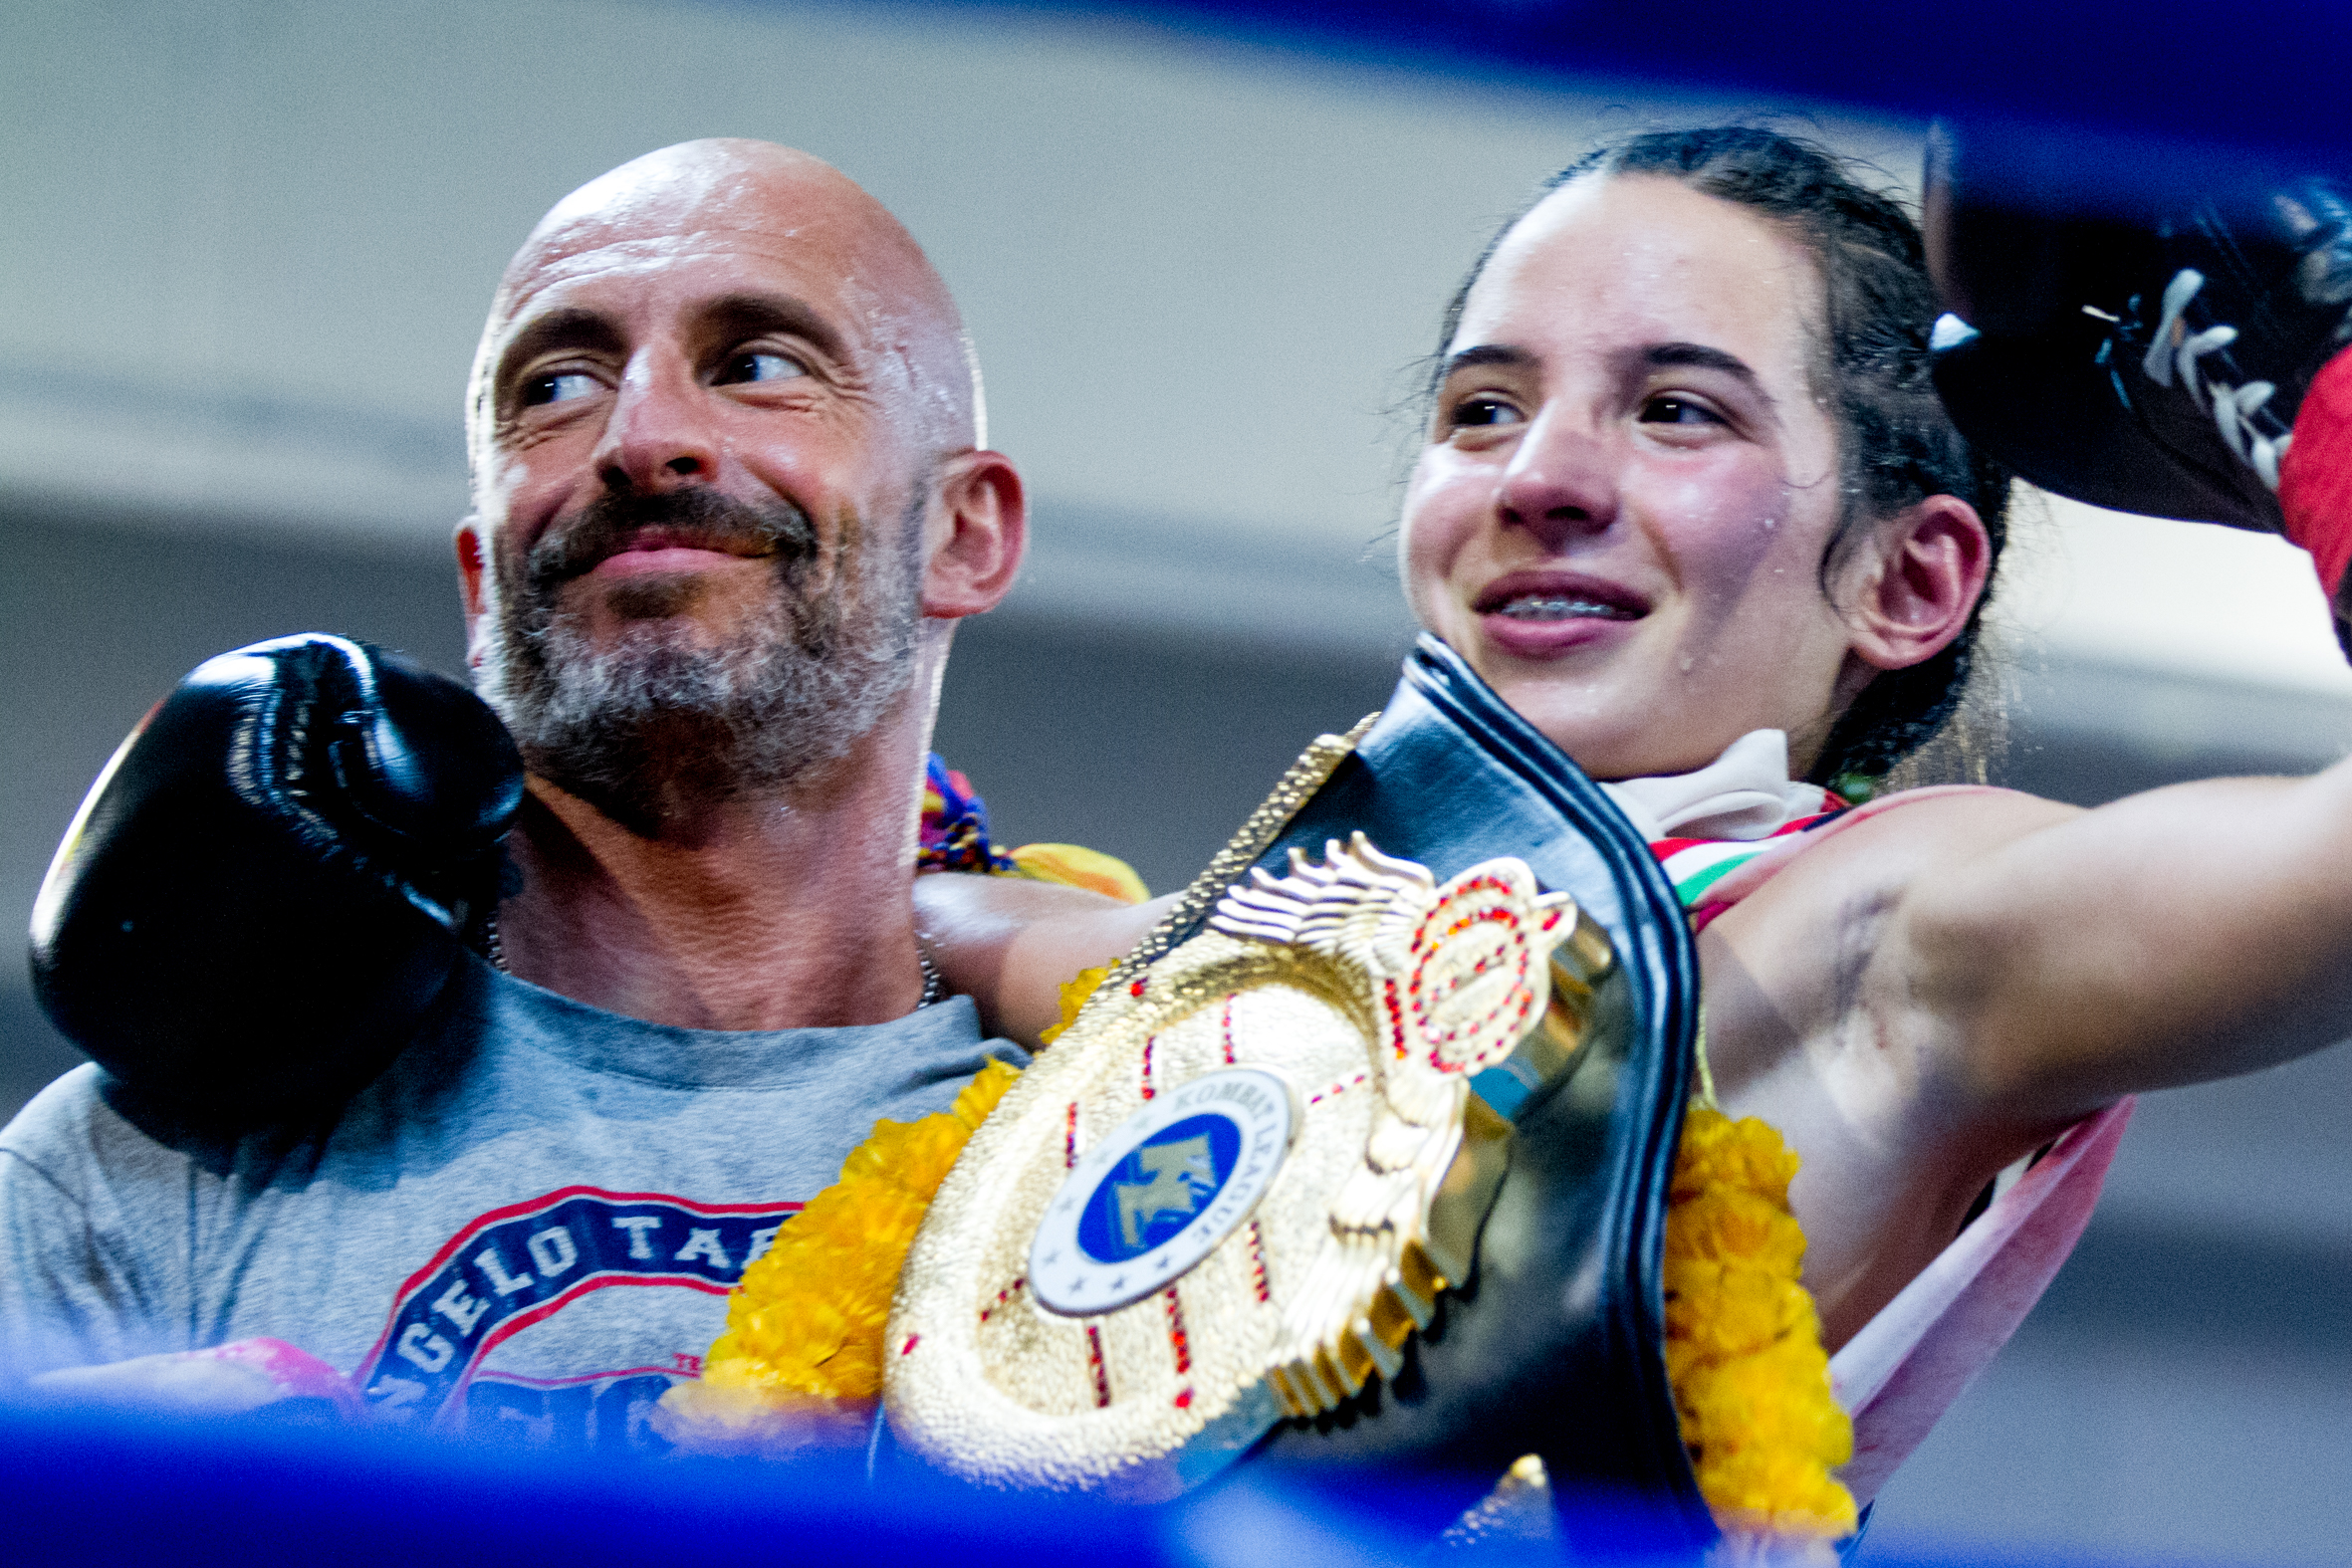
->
[469,139,979,456]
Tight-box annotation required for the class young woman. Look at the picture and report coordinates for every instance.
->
[913,126,2352,1509]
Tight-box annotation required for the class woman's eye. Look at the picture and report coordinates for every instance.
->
[1639,395,1724,426]
[718,350,809,385]
[1450,396,1523,429]
[520,371,600,408]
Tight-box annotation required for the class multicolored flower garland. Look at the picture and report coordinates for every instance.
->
[916,754,1151,903]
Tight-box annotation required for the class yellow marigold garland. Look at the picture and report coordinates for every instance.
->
[652,1059,1022,1455]
[659,963,1857,1550]
[1665,1102,1858,1548]
[1039,964,1111,1045]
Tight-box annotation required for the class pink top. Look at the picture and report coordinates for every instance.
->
[1692,786,2133,1505]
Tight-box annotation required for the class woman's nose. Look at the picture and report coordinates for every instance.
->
[1496,410,1619,546]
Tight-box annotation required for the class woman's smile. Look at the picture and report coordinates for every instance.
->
[1474,567,1649,658]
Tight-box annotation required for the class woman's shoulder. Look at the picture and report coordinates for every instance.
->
[1697,784,2078,929]
[1814,783,2078,859]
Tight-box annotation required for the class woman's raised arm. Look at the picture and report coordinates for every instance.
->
[1720,766,2352,1150]
[1897,764,2352,1121]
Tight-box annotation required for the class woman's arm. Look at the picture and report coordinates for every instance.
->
[931,754,2352,1095]
[1703,769,2352,1341]
[1722,762,2352,1138]
[1895,763,2352,1118]
[914,874,1174,1045]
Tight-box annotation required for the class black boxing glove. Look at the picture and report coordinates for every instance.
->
[1924,120,2352,545]
[29,634,525,1114]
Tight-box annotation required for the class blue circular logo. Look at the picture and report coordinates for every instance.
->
[1029,1067,1296,1317]
[1073,1112,1243,1264]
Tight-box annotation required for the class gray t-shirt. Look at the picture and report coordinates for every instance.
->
[0,953,1023,1450]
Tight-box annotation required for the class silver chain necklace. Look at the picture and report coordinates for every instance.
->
[914,942,947,1008]
[485,914,946,1008]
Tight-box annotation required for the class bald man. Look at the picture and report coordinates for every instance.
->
[0,141,1030,1448]
[458,138,1015,1026]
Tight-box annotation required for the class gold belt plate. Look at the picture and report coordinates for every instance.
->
[883,832,1614,1493]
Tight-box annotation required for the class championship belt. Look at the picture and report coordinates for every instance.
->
[884,637,1709,1545]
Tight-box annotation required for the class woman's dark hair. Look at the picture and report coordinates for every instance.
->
[1432,125,2010,784]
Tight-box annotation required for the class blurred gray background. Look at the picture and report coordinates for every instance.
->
[6,1,2350,1560]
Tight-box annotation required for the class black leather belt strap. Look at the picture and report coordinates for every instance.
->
[1213,636,1711,1552]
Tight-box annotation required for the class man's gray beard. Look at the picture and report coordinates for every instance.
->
[474,491,920,831]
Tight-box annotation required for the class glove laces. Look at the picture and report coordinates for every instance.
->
[2140,267,2293,489]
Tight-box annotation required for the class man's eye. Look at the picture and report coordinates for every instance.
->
[520,371,600,408]
[1450,396,1523,429]
[717,350,809,385]
[1639,395,1723,426]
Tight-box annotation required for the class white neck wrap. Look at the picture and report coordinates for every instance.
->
[1597,729,1829,844]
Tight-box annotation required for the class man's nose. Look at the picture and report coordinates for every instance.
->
[592,355,720,495]
[1495,409,1619,547]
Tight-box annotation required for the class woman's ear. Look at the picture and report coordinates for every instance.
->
[1841,494,1992,672]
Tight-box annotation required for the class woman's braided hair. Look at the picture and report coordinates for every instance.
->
[1433,126,2010,784]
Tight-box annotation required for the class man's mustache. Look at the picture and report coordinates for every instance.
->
[525,490,822,591]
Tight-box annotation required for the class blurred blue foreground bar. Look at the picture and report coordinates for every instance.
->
[0,1399,1577,1568]
[898,0,2352,183]
[1095,0,2350,152]
[0,1399,2256,1568]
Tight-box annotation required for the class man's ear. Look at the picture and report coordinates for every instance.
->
[1842,493,1991,672]
[920,450,1028,620]
[455,519,490,671]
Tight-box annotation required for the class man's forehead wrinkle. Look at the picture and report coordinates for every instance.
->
[500,139,888,311]
[500,238,814,336]
[497,221,860,329]
[494,222,955,355]
[471,138,978,457]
